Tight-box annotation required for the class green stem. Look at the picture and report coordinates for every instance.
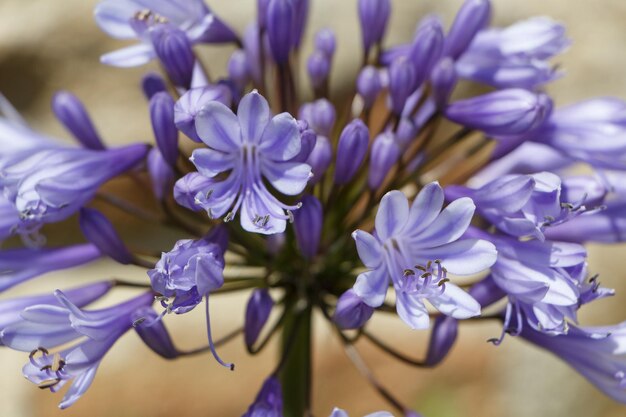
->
[279,305,312,417]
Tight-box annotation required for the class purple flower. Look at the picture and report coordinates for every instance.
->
[244,289,274,349]
[351,182,497,329]
[0,281,113,333]
[358,0,391,55]
[266,0,295,64]
[305,135,332,184]
[368,132,400,190]
[141,72,167,99]
[79,208,133,264]
[334,119,370,185]
[174,84,232,142]
[0,244,102,293]
[95,0,237,67]
[299,99,336,137]
[149,91,179,166]
[243,376,283,417]
[1,291,152,408]
[531,98,626,169]
[0,118,148,244]
[176,91,312,234]
[448,172,584,240]
[357,66,383,109]
[293,195,323,259]
[147,148,175,201]
[430,58,457,108]
[443,0,491,60]
[307,51,331,90]
[445,89,552,136]
[521,322,626,403]
[150,24,195,88]
[148,236,233,369]
[424,316,458,366]
[456,17,568,89]
[132,307,179,359]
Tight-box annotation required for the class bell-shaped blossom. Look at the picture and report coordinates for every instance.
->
[0,141,149,245]
[148,236,233,369]
[350,182,497,329]
[445,89,552,137]
[521,322,626,403]
[443,0,491,60]
[243,376,283,417]
[175,91,312,234]
[52,91,105,150]
[95,0,237,67]
[456,17,569,89]
[244,289,274,349]
[174,84,232,142]
[2,291,152,408]
[531,98,626,169]
[0,281,113,334]
[0,244,102,293]
[448,172,586,241]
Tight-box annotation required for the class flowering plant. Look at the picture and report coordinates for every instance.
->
[2,0,626,416]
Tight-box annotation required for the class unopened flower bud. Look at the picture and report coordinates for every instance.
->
[306,135,333,184]
[174,85,232,142]
[430,57,457,108]
[150,92,179,167]
[299,99,336,137]
[388,57,417,115]
[52,91,105,150]
[368,132,400,189]
[307,51,331,89]
[147,148,175,201]
[150,25,195,88]
[334,119,370,184]
[468,275,506,308]
[334,290,374,329]
[409,17,444,88]
[315,28,336,57]
[133,307,179,359]
[358,0,391,54]
[424,315,458,366]
[244,289,274,349]
[141,73,167,100]
[79,208,133,264]
[228,49,250,90]
[445,89,552,136]
[243,377,283,416]
[357,66,383,109]
[266,0,295,64]
[444,0,491,59]
[293,195,323,259]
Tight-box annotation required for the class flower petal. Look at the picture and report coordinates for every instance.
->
[429,283,481,319]
[237,91,271,144]
[352,230,383,268]
[259,113,302,161]
[411,197,475,247]
[406,181,445,235]
[195,101,241,152]
[190,148,235,177]
[261,160,311,195]
[413,239,497,275]
[353,267,389,307]
[100,43,155,68]
[375,191,410,241]
[396,292,430,329]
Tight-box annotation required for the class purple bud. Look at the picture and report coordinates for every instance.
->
[228,50,250,90]
[79,208,133,264]
[141,73,167,100]
[52,91,105,150]
[409,17,444,88]
[388,57,417,115]
[306,135,333,184]
[335,119,370,184]
[424,315,458,366]
[243,377,283,417]
[292,0,310,48]
[266,0,295,64]
[299,99,336,137]
[307,51,331,89]
[444,0,492,59]
[244,289,274,349]
[368,132,400,189]
[290,127,317,163]
[150,25,195,88]
[358,0,391,54]
[430,57,457,108]
[293,195,323,259]
[468,275,506,308]
[243,24,264,85]
[150,92,179,167]
[445,89,552,136]
[357,66,383,109]
[133,307,179,359]
[257,0,270,28]
[174,85,232,142]
[147,148,175,201]
[334,290,374,329]
[315,28,336,57]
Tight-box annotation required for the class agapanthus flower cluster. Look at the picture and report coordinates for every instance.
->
[1,0,626,415]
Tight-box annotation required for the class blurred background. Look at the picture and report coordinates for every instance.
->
[1,0,626,416]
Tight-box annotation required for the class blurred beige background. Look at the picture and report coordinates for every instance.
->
[1,1,626,416]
